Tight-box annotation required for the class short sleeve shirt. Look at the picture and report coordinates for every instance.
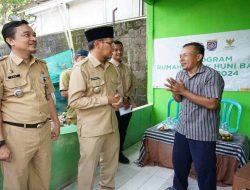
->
[59,69,72,91]
[0,52,54,123]
[59,68,76,122]
[176,64,224,141]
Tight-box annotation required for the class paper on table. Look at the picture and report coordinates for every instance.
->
[119,105,132,116]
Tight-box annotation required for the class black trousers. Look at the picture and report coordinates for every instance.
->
[115,111,132,152]
[172,132,217,190]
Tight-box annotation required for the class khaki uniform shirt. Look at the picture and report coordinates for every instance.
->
[59,69,72,91]
[0,52,54,123]
[110,58,134,103]
[59,69,77,124]
[68,53,122,137]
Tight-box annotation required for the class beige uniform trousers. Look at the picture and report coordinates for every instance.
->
[2,121,51,190]
[78,129,119,190]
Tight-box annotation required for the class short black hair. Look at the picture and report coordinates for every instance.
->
[1,20,29,48]
[183,42,205,58]
[113,40,123,46]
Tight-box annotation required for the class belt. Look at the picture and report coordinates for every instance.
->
[3,120,48,128]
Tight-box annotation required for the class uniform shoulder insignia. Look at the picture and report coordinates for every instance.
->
[75,57,88,66]
[0,55,8,62]
[36,58,47,64]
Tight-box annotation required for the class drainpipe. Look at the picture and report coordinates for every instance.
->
[56,0,74,56]
[112,7,118,28]
[56,0,70,50]
[62,2,74,53]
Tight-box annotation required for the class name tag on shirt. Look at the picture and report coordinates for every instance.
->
[7,74,20,79]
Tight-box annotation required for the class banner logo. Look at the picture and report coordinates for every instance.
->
[207,40,217,51]
[224,38,235,50]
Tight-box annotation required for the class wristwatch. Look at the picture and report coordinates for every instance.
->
[0,140,6,147]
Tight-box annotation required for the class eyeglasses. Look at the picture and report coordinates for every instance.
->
[100,40,113,46]
[179,52,197,58]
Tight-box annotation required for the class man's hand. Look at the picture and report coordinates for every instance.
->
[165,77,186,95]
[165,77,184,102]
[0,145,11,162]
[51,124,60,141]
[108,95,122,109]
[108,95,120,105]
[165,77,175,91]
[111,94,123,109]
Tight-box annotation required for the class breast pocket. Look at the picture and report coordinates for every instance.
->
[191,83,204,96]
[4,78,27,97]
[88,77,105,94]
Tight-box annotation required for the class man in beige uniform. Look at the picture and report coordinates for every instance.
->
[59,48,88,124]
[68,26,122,190]
[110,40,135,164]
[0,20,60,190]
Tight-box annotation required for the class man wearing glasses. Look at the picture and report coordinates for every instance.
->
[68,26,123,190]
[165,42,224,190]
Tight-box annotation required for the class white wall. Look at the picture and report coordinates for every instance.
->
[25,0,145,36]
[33,7,65,36]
